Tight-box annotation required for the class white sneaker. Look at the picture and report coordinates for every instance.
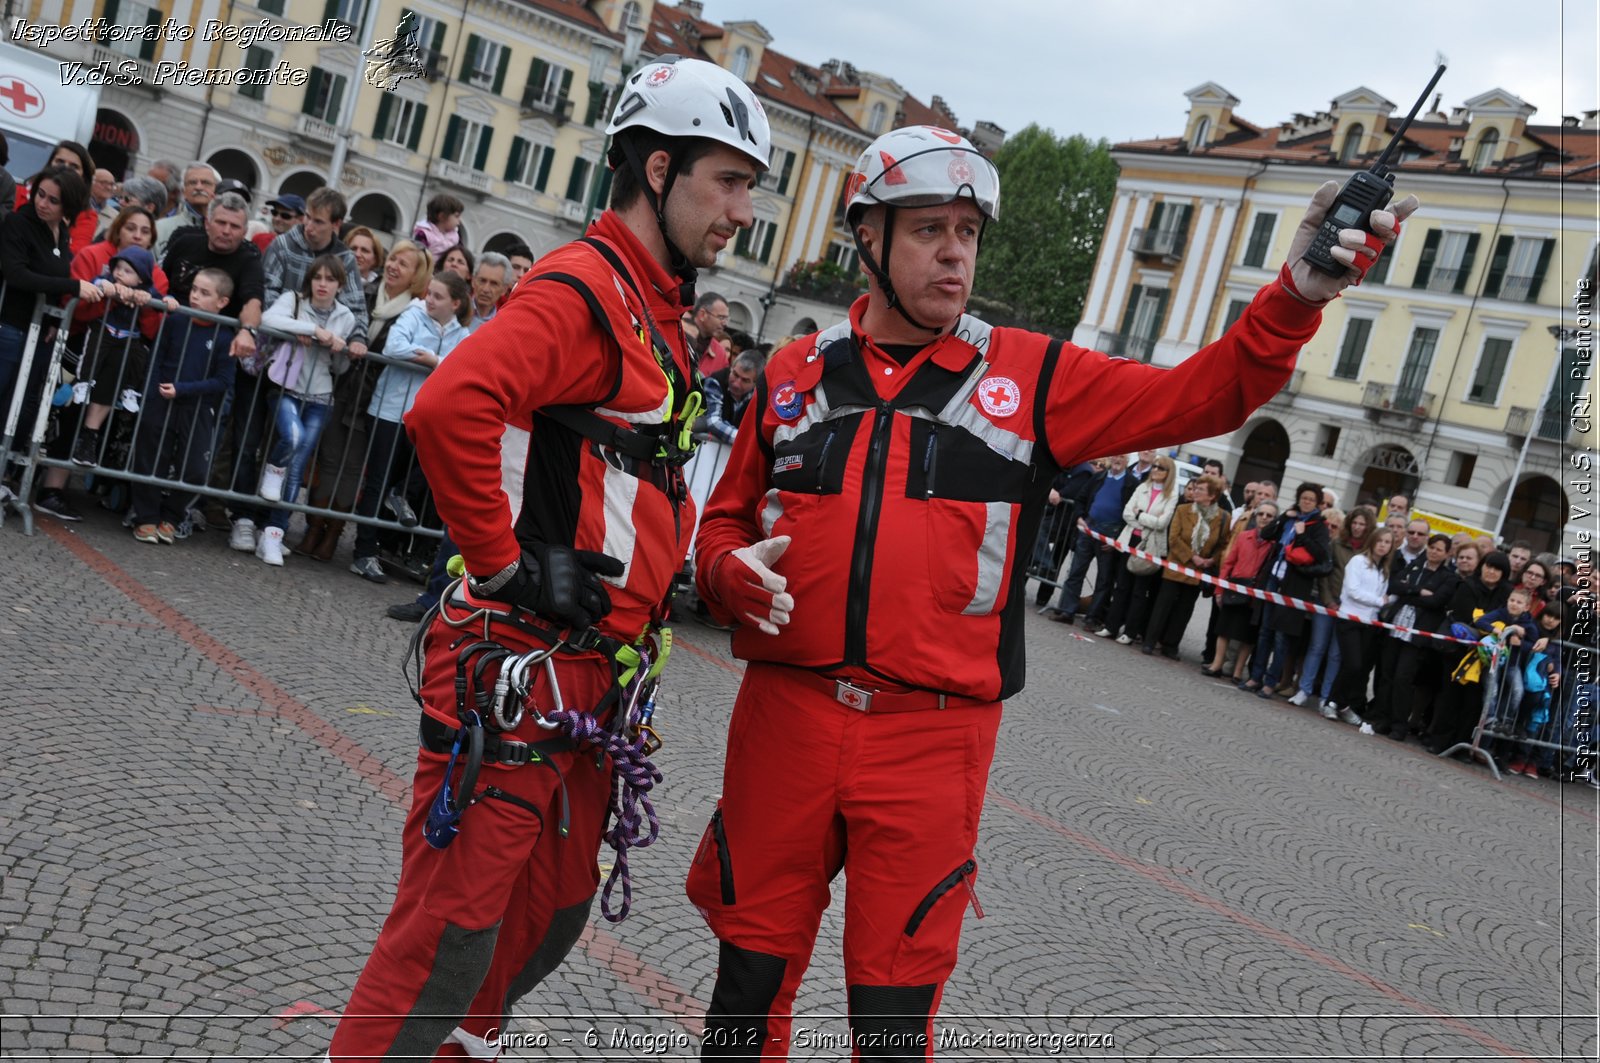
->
[1318,701,1339,720]
[228,518,258,552]
[1358,722,1375,735]
[1337,706,1364,726]
[258,463,287,502]
[1094,627,1113,638]
[1287,690,1309,707]
[256,526,285,566]
[1115,634,1132,645]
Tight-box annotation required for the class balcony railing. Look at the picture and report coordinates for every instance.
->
[1096,330,1156,362]
[1505,405,1568,442]
[295,114,339,145]
[1127,228,1185,260]
[1424,267,1461,293]
[1362,381,1435,421]
[1496,274,1536,303]
[521,87,574,124]
[428,159,492,194]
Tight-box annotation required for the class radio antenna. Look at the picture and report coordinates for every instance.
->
[1372,62,1447,175]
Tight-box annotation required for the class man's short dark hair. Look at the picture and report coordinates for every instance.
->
[608,130,721,213]
[1202,459,1224,475]
[306,186,347,223]
[1294,482,1324,504]
[695,290,727,314]
[732,349,765,374]
[504,239,534,261]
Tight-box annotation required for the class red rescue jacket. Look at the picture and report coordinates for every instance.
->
[696,281,1318,702]
[407,211,697,642]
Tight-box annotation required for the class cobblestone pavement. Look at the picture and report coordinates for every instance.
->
[2,504,1597,1061]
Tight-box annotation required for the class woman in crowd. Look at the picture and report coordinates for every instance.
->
[345,226,386,296]
[255,253,357,566]
[1515,559,1553,616]
[1293,505,1374,711]
[1206,498,1278,681]
[1142,472,1229,660]
[1,167,101,519]
[1244,483,1331,698]
[436,244,473,280]
[1424,549,1513,754]
[1367,532,1460,741]
[348,269,471,583]
[1329,526,1397,726]
[14,141,98,255]
[299,238,430,561]
[1100,453,1179,644]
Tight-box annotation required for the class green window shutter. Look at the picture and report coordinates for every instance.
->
[373,92,393,139]
[1147,202,1164,234]
[1454,232,1480,294]
[1151,289,1170,341]
[584,81,606,125]
[535,149,553,192]
[1243,212,1274,268]
[566,157,589,201]
[505,136,527,181]
[141,4,161,61]
[527,58,549,103]
[474,126,494,171]
[328,75,345,121]
[760,223,776,263]
[596,165,613,206]
[493,47,510,95]
[442,115,461,163]
[1221,298,1249,334]
[1119,284,1143,335]
[734,226,751,257]
[432,22,445,52]
[1174,203,1193,246]
[1469,337,1512,403]
[558,68,574,106]
[1412,229,1440,288]
[102,0,120,33]
[408,104,427,150]
[1334,318,1372,379]
[1527,238,1556,302]
[1483,234,1513,299]
[303,68,325,116]
[777,151,795,195]
[257,0,283,12]
[460,34,480,83]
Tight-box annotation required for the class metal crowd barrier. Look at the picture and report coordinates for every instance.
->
[1447,632,1600,782]
[2,293,444,573]
[1025,499,1079,594]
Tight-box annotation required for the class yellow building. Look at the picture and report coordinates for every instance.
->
[26,0,999,343]
[1075,82,1598,552]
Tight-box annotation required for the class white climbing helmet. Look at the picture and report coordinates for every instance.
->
[843,126,1000,223]
[607,57,772,171]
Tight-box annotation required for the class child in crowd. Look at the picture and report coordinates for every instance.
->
[1477,584,1537,735]
[411,193,464,259]
[1502,600,1565,776]
[348,270,471,583]
[70,246,162,467]
[127,268,236,543]
[256,253,357,566]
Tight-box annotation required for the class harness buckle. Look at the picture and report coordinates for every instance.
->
[834,680,873,712]
[496,739,532,766]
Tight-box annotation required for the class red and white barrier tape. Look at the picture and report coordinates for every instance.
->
[1078,523,1482,649]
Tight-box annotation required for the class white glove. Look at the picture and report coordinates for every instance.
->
[1287,181,1420,304]
[712,535,795,636]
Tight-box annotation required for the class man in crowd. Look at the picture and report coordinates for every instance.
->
[89,169,118,217]
[154,162,218,259]
[695,348,763,444]
[687,123,1412,1058]
[504,240,535,287]
[467,251,511,331]
[251,193,304,253]
[325,56,772,1060]
[1387,493,1410,520]
[1042,451,1138,625]
[683,289,731,377]
[1508,539,1533,583]
[1399,517,1430,566]
[147,159,182,215]
[260,187,368,348]
[160,191,264,360]
[1203,458,1234,512]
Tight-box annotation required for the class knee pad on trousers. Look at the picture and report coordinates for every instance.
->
[385,922,500,1061]
[702,941,787,1059]
[501,897,592,1017]
[847,983,936,1063]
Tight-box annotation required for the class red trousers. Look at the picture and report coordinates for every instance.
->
[686,664,1000,1061]
[328,628,614,1062]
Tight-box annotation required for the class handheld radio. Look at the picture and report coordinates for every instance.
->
[1302,63,1446,277]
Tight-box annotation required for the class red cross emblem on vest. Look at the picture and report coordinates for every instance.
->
[978,376,1020,418]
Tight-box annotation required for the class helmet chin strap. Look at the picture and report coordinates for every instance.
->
[851,206,943,335]
[618,137,699,305]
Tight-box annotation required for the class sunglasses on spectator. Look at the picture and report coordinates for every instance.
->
[271,208,302,219]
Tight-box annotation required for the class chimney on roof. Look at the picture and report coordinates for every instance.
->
[1424,92,1447,122]
[792,66,819,95]
[679,0,703,17]
[1585,110,1600,130]
[1565,115,1581,128]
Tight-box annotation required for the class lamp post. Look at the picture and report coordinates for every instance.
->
[582,23,646,229]
[1495,324,1573,538]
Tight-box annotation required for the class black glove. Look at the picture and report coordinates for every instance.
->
[487,544,625,631]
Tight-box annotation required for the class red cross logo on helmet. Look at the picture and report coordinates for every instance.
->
[646,65,676,86]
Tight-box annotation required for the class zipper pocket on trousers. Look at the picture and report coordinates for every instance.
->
[903,859,979,937]
[710,807,736,905]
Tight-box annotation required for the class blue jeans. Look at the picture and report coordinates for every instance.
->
[1298,612,1342,700]
[266,393,331,531]
[1052,518,1121,618]
[417,528,459,609]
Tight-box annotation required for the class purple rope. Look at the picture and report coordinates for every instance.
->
[540,697,662,922]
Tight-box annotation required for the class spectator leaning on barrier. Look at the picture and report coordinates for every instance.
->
[260,187,369,353]
[127,267,236,544]
[688,123,1412,1056]
[65,244,163,469]
[1206,498,1279,681]
[695,348,763,444]
[347,269,472,583]
[1368,532,1459,742]
[1425,549,1512,754]
[1244,483,1332,698]
[1044,452,1139,626]
[153,161,217,261]
[1142,471,1229,659]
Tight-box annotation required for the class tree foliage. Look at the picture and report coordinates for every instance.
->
[974,125,1119,337]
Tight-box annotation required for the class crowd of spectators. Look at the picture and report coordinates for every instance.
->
[1035,455,1597,784]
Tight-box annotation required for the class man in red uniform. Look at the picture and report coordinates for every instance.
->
[326,57,770,1061]
[688,125,1417,1059]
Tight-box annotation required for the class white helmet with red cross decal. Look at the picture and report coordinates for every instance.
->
[607,56,771,171]
[843,126,1000,225]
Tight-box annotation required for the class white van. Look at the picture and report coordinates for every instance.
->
[0,39,99,179]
